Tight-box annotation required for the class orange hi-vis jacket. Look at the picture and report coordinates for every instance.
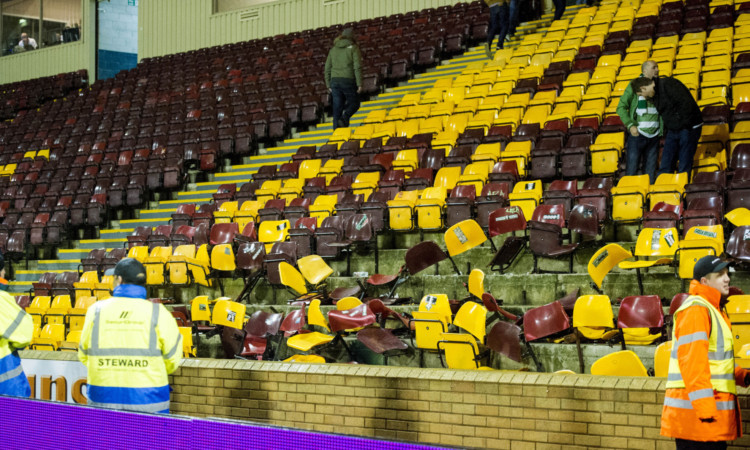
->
[661,280,749,442]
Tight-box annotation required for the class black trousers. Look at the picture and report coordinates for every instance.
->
[675,438,727,450]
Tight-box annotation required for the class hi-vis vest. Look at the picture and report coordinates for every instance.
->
[78,297,182,413]
[666,296,736,396]
[0,291,32,397]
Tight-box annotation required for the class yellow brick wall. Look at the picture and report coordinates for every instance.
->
[170,360,750,449]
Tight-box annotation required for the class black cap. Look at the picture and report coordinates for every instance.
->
[114,258,147,286]
[693,256,730,281]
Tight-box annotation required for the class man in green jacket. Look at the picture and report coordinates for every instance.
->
[616,60,662,183]
[324,28,362,130]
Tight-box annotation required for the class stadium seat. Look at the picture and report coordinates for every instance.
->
[590,350,649,376]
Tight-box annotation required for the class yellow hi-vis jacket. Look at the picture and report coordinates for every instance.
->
[661,281,749,442]
[0,291,32,397]
[78,288,182,413]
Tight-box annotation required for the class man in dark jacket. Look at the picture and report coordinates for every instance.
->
[635,76,703,179]
[324,28,362,130]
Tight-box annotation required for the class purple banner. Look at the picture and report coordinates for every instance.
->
[0,396,452,450]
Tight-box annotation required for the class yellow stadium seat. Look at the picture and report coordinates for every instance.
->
[428,101,455,117]
[589,132,624,175]
[278,178,306,202]
[676,225,724,279]
[73,271,99,300]
[94,275,115,299]
[362,110,387,125]
[587,243,634,289]
[187,244,213,288]
[432,130,459,153]
[396,118,421,138]
[128,245,149,263]
[445,112,471,134]
[44,295,72,327]
[619,227,680,269]
[144,246,172,285]
[212,298,246,329]
[726,208,750,227]
[388,190,419,231]
[573,295,618,341]
[351,123,375,140]
[726,295,750,356]
[419,116,444,134]
[179,327,196,357]
[279,261,309,296]
[509,180,543,221]
[235,200,261,230]
[328,127,351,143]
[27,295,52,328]
[167,245,195,286]
[416,187,448,230]
[351,172,380,198]
[468,268,485,300]
[297,255,334,289]
[466,110,497,132]
[286,299,334,352]
[412,308,450,351]
[211,243,236,272]
[190,295,213,323]
[456,162,490,194]
[284,354,326,363]
[471,142,502,163]
[433,166,462,191]
[522,105,550,126]
[529,90,557,108]
[653,341,672,378]
[590,350,648,376]
[31,323,65,351]
[500,140,532,177]
[611,174,650,223]
[309,195,338,225]
[455,98,482,115]
[66,296,96,332]
[392,149,420,174]
[445,219,488,257]
[213,201,239,224]
[318,158,344,183]
[493,108,524,132]
[59,330,82,352]
[254,179,283,204]
[437,332,485,370]
[647,172,688,208]
[258,219,290,252]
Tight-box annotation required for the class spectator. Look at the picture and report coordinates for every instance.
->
[18,33,37,50]
[507,0,520,39]
[0,253,9,291]
[324,27,362,130]
[78,258,182,413]
[484,0,509,59]
[661,256,750,449]
[0,290,33,397]
[553,0,566,20]
[617,61,663,183]
[637,74,703,180]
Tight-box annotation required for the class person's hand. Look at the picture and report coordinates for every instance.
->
[328,88,332,93]
[357,87,362,93]
[629,125,639,137]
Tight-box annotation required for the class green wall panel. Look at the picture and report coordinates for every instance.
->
[139,0,462,60]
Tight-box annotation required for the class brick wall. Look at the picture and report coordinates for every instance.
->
[170,360,750,449]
